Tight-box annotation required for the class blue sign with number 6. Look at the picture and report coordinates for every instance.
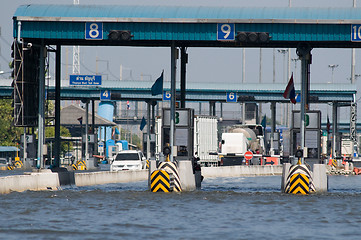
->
[226,92,237,102]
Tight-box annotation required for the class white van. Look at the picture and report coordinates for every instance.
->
[110,150,145,171]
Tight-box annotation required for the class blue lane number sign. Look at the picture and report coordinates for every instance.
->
[217,23,235,41]
[163,91,171,101]
[226,92,237,102]
[352,24,361,41]
[100,90,111,101]
[85,22,103,40]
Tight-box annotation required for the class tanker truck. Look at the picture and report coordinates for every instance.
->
[219,125,265,166]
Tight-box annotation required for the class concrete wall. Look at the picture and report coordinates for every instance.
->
[0,165,283,194]
[75,170,148,187]
[202,165,283,178]
[0,170,60,194]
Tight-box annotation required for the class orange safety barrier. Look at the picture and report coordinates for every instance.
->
[354,167,361,175]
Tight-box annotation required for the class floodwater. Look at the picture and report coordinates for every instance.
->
[1,173,361,239]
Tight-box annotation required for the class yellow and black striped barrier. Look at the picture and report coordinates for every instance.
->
[72,163,78,170]
[7,165,15,170]
[332,159,337,168]
[158,161,182,192]
[150,170,171,192]
[77,160,87,170]
[146,160,149,169]
[285,164,316,195]
[14,160,23,169]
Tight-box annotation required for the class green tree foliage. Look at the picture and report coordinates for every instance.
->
[44,100,72,156]
[0,99,22,146]
[45,126,73,156]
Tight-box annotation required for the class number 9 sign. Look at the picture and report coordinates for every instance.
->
[217,23,235,41]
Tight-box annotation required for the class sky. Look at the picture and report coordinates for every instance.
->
[1,0,361,123]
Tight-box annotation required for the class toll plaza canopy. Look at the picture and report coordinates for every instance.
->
[12,4,361,48]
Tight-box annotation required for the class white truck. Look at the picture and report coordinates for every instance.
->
[219,125,265,165]
[155,115,218,166]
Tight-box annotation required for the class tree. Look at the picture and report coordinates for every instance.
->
[0,99,22,146]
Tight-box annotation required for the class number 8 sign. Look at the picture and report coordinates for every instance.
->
[85,22,103,40]
[217,23,235,41]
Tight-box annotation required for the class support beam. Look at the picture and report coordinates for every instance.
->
[37,41,45,169]
[180,47,187,108]
[332,102,338,158]
[147,101,151,160]
[296,44,312,164]
[270,102,276,155]
[54,45,61,168]
[170,42,177,162]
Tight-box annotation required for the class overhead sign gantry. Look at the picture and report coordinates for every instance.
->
[12,4,361,167]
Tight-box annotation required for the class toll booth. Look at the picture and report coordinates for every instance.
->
[162,108,194,160]
[290,110,321,164]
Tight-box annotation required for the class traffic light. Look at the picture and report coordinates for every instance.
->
[108,30,133,41]
[235,32,270,43]
[237,95,255,102]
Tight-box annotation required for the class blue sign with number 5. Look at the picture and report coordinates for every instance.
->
[217,23,235,41]
[85,22,103,40]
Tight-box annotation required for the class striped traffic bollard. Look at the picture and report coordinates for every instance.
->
[150,170,171,192]
[14,160,23,169]
[285,163,316,195]
[76,160,87,171]
[158,161,182,192]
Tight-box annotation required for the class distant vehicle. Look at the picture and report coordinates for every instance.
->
[0,158,8,170]
[110,150,146,171]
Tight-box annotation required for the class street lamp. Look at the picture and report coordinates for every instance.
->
[328,64,339,83]
[278,49,288,83]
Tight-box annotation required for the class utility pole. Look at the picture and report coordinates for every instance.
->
[73,0,80,75]
[278,49,288,126]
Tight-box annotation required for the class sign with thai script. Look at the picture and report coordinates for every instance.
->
[70,75,102,85]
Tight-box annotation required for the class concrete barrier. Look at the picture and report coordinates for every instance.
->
[75,170,148,187]
[0,165,283,194]
[0,170,60,194]
[201,165,283,178]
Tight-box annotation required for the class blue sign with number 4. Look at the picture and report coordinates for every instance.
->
[100,90,111,100]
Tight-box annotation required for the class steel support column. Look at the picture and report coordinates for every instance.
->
[270,102,276,155]
[54,45,61,168]
[180,47,187,108]
[296,44,312,164]
[37,41,45,169]
[332,102,338,158]
[170,42,177,162]
[147,101,151,159]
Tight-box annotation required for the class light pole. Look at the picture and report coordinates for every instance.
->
[328,64,339,83]
[278,49,288,126]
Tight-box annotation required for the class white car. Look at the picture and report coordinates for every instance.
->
[110,150,146,171]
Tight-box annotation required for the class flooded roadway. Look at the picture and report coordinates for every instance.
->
[0,174,361,239]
